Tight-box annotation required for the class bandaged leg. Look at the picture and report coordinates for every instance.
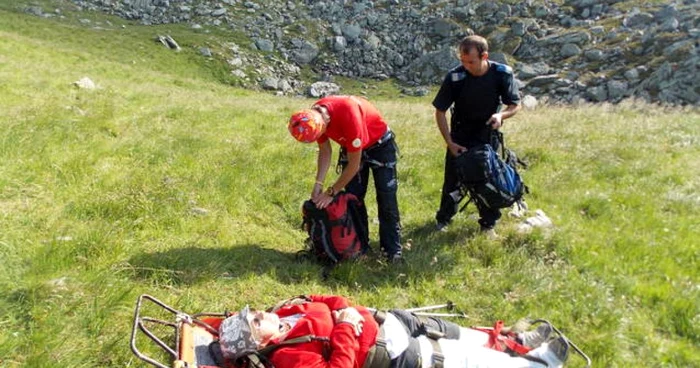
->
[418,335,548,368]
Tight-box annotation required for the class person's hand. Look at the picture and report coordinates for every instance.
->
[312,191,334,209]
[487,113,503,130]
[311,183,323,198]
[333,307,365,336]
[447,141,467,157]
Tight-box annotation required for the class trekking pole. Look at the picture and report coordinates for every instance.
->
[412,312,468,319]
[405,301,454,313]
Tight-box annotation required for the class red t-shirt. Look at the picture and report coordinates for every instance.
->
[315,96,389,152]
[266,295,379,368]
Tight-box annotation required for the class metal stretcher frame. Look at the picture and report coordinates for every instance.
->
[131,294,224,368]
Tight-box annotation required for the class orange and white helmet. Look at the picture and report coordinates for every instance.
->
[288,109,324,143]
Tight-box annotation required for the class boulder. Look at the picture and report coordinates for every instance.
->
[308,81,340,97]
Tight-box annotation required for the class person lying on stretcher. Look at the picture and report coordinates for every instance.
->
[217,294,570,368]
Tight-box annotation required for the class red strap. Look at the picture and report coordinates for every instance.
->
[472,320,532,355]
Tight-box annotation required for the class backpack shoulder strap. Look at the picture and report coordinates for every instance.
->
[257,335,331,357]
[344,194,369,251]
[265,295,312,313]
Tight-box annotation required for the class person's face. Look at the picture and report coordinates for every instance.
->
[459,48,487,76]
[247,311,281,345]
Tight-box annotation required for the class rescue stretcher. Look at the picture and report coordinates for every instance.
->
[130,294,591,368]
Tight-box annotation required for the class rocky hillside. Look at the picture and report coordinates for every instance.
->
[34,0,700,105]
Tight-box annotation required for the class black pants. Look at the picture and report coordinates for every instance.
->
[436,133,502,229]
[342,134,402,258]
[388,309,461,368]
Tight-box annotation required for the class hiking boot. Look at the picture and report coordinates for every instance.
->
[388,253,404,264]
[518,323,553,348]
[526,336,570,368]
[435,221,449,232]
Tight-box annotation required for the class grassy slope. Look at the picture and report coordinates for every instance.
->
[0,2,698,367]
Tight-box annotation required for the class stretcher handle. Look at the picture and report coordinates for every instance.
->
[130,294,182,368]
[531,319,591,368]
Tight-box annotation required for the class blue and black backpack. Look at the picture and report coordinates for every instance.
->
[453,133,527,211]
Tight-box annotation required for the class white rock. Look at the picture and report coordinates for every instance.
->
[73,77,96,89]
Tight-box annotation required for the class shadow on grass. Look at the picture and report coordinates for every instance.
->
[125,219,486,288]
[127,244,319,286]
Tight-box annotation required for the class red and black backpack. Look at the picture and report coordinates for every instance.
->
[300,192,369,266]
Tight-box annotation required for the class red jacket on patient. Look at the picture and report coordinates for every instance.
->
[266,295,379,368]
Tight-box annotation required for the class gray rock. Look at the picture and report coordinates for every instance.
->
[584,49,604,61]
[342,24,363,43]
[586,85,608,102]
[526,74,559,87]
[25,6,43,16]
[553,78,573,88]
[660,18,679,32]
[200,47,212,57]
[540,31,591,45]
[255,39,274,52]
[624,68,640,81]
[365,34,381,50]
[489,52,509,65]
[521,94,538,109]
[211,8,226,17]
[518,62,551,79]
[591,4,605,17]
[655,4,679,22]
[73,77,96,89]
[565,70,580,81]
[511,21,526,36]
[414,86,430,96]
[332,36,347,52]
[290,40,319,64]
[623,12,654,29]
[405,47,457,84]
[261,77,280,90]
[401,87,430,97]
[157,35,181,51]
[279,79,293,93]
[308,81,340,97]
[590,26,605,36]
[560,43,582,58]
[431,18,458,38]
[190,207,209,216]
[231,70,247,78]
[534,6,549,18]
[581,7,590,18]
[607,80,629,101]
[664,40,694,57]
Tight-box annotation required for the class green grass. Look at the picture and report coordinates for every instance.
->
[1,2,699,367]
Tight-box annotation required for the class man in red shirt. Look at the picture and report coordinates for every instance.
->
[288,96,402,262]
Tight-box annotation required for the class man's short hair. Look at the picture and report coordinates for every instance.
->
[459,35,489,56]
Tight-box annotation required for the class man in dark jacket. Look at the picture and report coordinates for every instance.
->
[432,35,521,236]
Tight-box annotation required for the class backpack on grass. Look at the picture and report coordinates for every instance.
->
[453,134,527,211]
[300,192,369,265]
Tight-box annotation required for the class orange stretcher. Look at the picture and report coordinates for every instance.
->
[130,294,590,368]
